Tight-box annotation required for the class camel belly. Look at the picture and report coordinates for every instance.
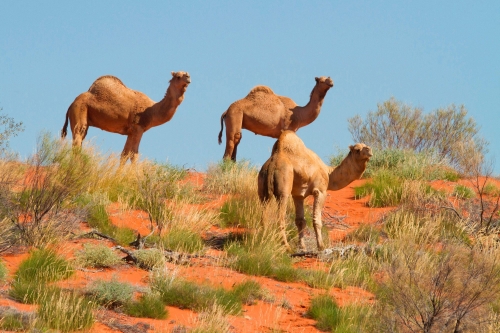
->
[242,115,284,138]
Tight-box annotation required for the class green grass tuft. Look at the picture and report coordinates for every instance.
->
[453,184,475,199]
[124,292,168,319]
[306,294,342,331]
[134,248,166,270]
[161,228,205,253]
[87,278,134,308]
[0,260,7,282]
[75,243,123,268]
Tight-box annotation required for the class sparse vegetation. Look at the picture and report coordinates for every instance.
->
[0,260,7,282]
[133,248,166,270]
[0,108,24,156]
[453,184,475,199]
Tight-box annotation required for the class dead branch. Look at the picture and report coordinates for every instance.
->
[76,230,118,244]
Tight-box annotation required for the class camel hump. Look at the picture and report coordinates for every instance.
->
[274,130,305,153]
[88,75,126,91]
[246,85,275,97]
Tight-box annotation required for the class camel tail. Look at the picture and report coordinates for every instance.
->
[218,111,227,145]
[61,108,70,139]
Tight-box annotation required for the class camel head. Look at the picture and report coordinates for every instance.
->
[315,76,334,88]
[349,143,373,164]
[170,71,191,91]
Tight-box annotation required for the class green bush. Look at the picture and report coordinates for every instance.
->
[306,294,342,331]
[230,280,266,305]
[161,228,205,253]
[453,184,475,199]
[76,243,122,268]
[355,170,403,207]
[152,276,242,315]
[347,97,485,169]
[124,292,168,319]
[87,278,134,308]
[9,249,74,303]
[134,248,165,270]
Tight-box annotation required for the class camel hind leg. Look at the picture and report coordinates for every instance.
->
[222,111,243,161]
[67,97,89,148]
[311,189,326,251]
[293,196,307,251]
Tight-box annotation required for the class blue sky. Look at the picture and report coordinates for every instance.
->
[1,1,499,173]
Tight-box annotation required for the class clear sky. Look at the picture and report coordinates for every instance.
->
[1,1,499,173]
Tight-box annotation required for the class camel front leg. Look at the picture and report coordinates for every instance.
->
[121,127,144,165]
[312,189,326,251]
[293,196,307,251]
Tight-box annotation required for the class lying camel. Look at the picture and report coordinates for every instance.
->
[218,76,334,161]
[258,131,372,251]
[61,72,191,163]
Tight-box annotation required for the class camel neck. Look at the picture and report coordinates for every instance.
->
[292,85,327,129]
[149,85,185,127]
[327,154,366,191]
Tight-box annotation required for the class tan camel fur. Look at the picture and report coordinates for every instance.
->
[218,76,334,161]
[61,71,191,163]
[258,131,372,251]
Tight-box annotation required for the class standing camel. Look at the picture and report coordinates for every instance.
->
[218,76,334,161]
[61,71,191,163]
[258,131,372,251]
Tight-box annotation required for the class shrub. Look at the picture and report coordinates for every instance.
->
[37,288,95,332]
[453,184,475,199]
[375,244,500,333]
[75,243,123,268]
[0,132,92,247]
[348,97,486,169]
[134,248,166,270]
[124,292,168,319]
[13,248,73,284]
[0,107,24,156]
[87,278,134,308]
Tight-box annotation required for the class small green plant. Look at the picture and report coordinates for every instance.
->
[10,249,74,303]
[0,260,7,282]
[87,278,134,308]
[75,243,123,268]
[37,288,95,332]
[306,294,342,331]
[483,182,500,196]
[151,275,242,315]
[355,170,403,207]
[453,184,475,199]
[86,203,136,245]
[230,280,266,305]
[299,269,334,290]
[124,292,168,319]
[161,227,205,253]
[134,248,166,270]
[345,224,380,243]
[0,313,29,331]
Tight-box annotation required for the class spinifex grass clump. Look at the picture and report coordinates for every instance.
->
[75,243,123,268]
[453,184,475,199]
[124,292,168,319]
[37,288,95,332]
[133,248,166,270]
[87,278,134,308]
[152,276,242,315]
[160,227,205,253]
[9,248,74,304]
[306,294,342,331]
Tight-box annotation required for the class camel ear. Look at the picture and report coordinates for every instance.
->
[171,71,176,77]
[349,145,354,152]
[315,77,320,82]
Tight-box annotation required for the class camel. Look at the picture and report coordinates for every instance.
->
[61,71,191,163]
[218,76,334,161]
[258,131,372,251]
